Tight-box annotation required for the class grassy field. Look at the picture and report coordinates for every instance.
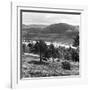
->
[21,54,79,78]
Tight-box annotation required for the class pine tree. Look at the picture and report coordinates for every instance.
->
[33,40,47,63]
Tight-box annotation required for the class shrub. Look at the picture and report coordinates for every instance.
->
[64,52,71,60]
[64,47,79,62]
[61,61,71,70]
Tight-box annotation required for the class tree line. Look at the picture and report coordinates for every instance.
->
[22,33,79,63]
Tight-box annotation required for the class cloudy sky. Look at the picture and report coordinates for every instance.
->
[22,12,80,26]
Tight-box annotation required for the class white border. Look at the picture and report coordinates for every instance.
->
[11,2,88,89]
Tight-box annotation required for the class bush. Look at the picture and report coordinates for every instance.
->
[61,61,71,70]
[64,47,79,62]
[64,52,71,60]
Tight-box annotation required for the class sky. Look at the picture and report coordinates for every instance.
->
[22,12,80,26]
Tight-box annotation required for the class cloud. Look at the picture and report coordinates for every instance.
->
[22,12,80,25]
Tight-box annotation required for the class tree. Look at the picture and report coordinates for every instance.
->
[64,47,73,60]
[71,33,79,62]
[33,40,48,63]
[22,44,26,54]
[39,40,48,62]
[27,43,33,53]
[44,49,51,59]
[71,49,79,62]
[73,33,79,47]
[33,41,40,54]
[28,43,33,48]
[49,44,56,62]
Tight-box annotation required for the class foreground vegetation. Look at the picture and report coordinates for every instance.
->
[22,55,79,78]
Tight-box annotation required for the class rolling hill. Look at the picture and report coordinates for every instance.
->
[22,23,79,45]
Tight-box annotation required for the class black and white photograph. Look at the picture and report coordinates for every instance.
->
[21,9,80,79]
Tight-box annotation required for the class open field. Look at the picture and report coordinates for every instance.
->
[21,54,79,78]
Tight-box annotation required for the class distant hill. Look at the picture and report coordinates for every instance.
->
[22,23,79,45]
[22,24,47,29]
[42,23,79,33]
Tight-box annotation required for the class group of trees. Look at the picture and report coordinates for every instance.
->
[29,40,60,63]
[22,33,79,63]
[62,33,79,62]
